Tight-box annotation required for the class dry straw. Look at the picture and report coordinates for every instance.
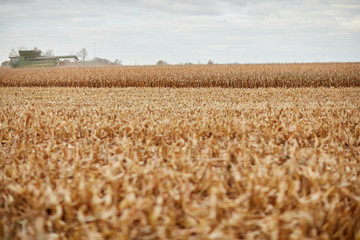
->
[1,87,359,239]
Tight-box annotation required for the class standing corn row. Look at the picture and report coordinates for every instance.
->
[1,63,359,88]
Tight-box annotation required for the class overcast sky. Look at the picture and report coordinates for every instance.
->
[1,0,360,65]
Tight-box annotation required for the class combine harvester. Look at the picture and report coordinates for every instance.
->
[9,50,78,68]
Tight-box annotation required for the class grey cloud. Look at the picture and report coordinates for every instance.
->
[0,0,359,64]
[0,0,33,4]
[134,0,222,15]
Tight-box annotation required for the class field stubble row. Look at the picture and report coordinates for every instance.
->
[0,63,359,88]
[1,87,360,239]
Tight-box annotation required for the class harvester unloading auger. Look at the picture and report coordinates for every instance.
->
[9,50,78,68]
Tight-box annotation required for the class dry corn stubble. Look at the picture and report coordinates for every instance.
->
[1,87,360,239]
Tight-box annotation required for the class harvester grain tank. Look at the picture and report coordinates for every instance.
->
[9,50,78,68]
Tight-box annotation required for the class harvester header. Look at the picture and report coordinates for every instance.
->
[9,50,78,68]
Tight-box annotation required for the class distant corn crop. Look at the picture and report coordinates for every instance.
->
[0,62,359,88]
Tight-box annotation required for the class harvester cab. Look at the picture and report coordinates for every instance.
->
[9,50,79,68]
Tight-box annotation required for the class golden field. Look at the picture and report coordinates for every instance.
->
[0,63,359,88]
[1,86,360,240]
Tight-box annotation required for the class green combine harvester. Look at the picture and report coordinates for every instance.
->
[9,50,78,68]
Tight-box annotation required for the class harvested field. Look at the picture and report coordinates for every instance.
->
[0,63,360,88]
[1,87,360,239]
